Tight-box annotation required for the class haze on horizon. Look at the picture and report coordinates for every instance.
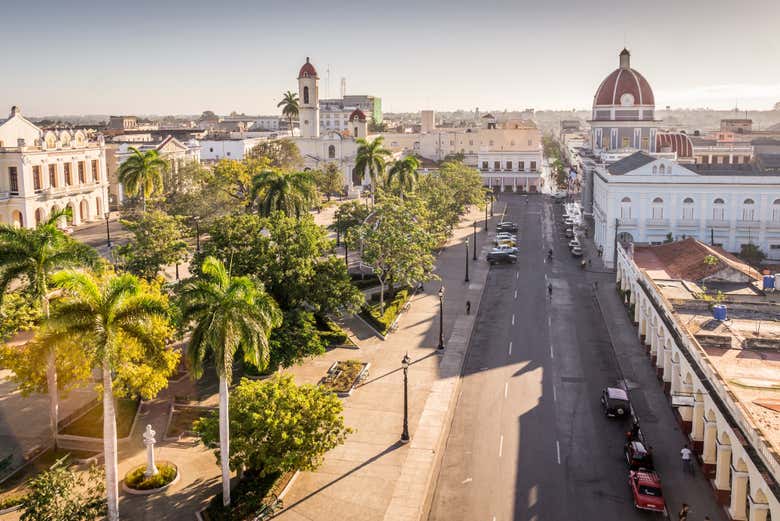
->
[4,0,779,116]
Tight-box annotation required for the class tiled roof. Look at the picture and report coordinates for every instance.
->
[633,238,760,282]
[607,151,656,175]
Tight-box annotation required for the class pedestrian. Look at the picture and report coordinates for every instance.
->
[678,503,689,521]
[681,444,694,475]
[587,259,592,267]
[466,300,471,315]
[547,282,553,298]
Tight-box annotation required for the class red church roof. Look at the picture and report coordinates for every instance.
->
[348,108,366,122]
[298,57,318,79]
[656,132,693,158]
[593,50,654,107]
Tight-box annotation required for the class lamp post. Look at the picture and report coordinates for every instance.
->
[490,194,494,217]
[336,212,341,247]
[104,212,112,248]
[464,238,470,283]
[194,216,201,255]
[437,285,445,351]
[345,237,349,270]
[400,353,411,444]
[485,194,489,232]
[472,220,477,260]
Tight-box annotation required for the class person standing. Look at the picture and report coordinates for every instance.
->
[678,503,689,521]
[681,444,693,475]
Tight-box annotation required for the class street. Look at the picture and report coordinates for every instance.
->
[428,193,726,521]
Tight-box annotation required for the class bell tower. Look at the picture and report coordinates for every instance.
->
[297,57,320,139]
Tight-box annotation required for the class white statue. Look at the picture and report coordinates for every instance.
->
[143,424,159,477]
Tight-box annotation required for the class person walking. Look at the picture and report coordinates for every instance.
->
[466,300,471,315]
[678,503,689,521]
[547,282,553,298]
[681,444,694,475]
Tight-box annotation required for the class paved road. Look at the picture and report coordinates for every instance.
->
[428,193,726,521]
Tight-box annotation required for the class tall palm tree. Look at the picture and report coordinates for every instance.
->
[250,170,318,218]
[117,147,167,212]
[177,256,281,506]
[0,209,97,446]
[354,136,391,206]
[277,91,299,135]
[386,156,421,200]
[45,270,170,521]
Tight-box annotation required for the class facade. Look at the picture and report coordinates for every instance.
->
[320,94,382,132]
[0,106,109,228]
[107,116,138,131]
[592,151,780,266]
[252,116,281,131]
[197,137,265,162]
[616,241,780,520]
[421,110,436,133]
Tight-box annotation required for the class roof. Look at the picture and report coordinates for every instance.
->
[656,132,693,158]
[756,153,780,169]
[606,151,656,175]
[689,136,717,146]
[348,108,366,122]
[633,238,760,283]
[593,50,654,107]
[298,57,318,79]
[607,387,629,400]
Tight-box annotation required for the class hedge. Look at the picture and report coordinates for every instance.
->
[359,289,410,335]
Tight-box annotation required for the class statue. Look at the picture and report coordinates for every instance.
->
[143,424,159,477]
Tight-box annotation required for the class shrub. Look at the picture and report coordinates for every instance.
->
[0,495,25,510]
[124,462,177,490]
[360,289,409,334]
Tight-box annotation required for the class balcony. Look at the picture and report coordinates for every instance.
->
[706,219,730,229]
[736,219,759,228]
[677,219,699,228]
[646,219,670,227]
[617,218,637,227]
[766,220,780,231]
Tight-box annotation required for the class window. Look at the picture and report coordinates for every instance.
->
[303,86,309,104]
[506,161,512,171]
[620,197,632,220]
[33,165,42,191]
[494,161,500,171]
[723,156,730,165]
[328,145,336,159]
[659,164,666,175]
[469,140,474,146]
[481,161,488,171]
[652,166,658,174]
[527,139,532,146]
[519,161,525,171]
[622,136,630,148]
[64,163,72,185]
[701,156,709,164]
[651,197,664,219]
[49,164,57,188]
[530,161,537,172]
[641,137,649,150]
[682,197,694,220]
[712,198,725,221]
[9,167,18,194]
[209,147,214,152]
[91,160,99,182]
[226,152,231,157]
[742,198,755,221]
[773,199,780,222]
[489,140,494,147]
[78,161,85,183]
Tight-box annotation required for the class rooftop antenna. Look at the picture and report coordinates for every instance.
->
[326,64,331,99]
[341,77,346,99]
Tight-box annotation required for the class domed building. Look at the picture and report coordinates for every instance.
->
[590,49,658,154]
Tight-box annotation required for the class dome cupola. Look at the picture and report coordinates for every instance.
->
[593,49,655,108]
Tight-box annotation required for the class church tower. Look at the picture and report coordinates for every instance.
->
[349,109,367,139]
[297,57,320,139]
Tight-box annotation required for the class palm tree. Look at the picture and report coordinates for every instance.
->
[354,136,391,207]
[117,147,167,212]
[45,270,170,521]
[250,170,318,218]
[177,256,281,506]
[0,209,97,446]
[277,91,299,135]
[386,156,421,200]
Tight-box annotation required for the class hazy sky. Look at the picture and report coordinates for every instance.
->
[4,0,780,116]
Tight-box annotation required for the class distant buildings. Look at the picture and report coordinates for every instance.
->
[320,94,382,133]
[0,106,108,228]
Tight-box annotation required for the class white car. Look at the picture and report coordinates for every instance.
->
[571,246,583,257]
[492,245,518,254]
[569,239,580,249]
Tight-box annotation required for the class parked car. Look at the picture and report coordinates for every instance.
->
[571,246,583,257]
[495,232,517,240]
[487,249,517,265]
[565,228,574,238]
[496,222,518,233]
[568,239,580,249]
[628,470,665,513]
[600,387,630,417]
[495,239,517,248]
[624,440,655,470]
[493,245,518,254]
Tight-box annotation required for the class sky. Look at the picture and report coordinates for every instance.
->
[3,0,780,116]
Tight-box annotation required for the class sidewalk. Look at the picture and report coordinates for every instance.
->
[275,205,499,521]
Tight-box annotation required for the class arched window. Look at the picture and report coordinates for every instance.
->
[328,145,336,159]
[772,199,780,222]
[651,197,664,219]
[712,198,725,221]
[652,166,658,174]
[682,197,695,220]
[35,208,45,225]
[660,164,667,175]
[620,197,632,220]
[303,86,309,104]
[742,198,755,221]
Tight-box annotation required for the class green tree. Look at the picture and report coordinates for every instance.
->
[277,91,299,134]
[740,243,767,267]
[313,162,345,201]
[416,161,485,237]
[0,210,98,445]
[20,458,105,521]
[44,270,177,521]
[386,156,420,199]
[177,256,281,507]
[250,170,318,218]
[116,210,188,280]
[332,201,370,239]
[118,147,168,212]
[267,309,326,370]
[247,139,303,170]
[355,136,391,206]
[0,291,41,341]
[194,375,350,477]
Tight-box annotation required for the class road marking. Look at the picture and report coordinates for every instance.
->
[511,314,515,325]
[550,343,554,359]
[499,435,504,458]
[553,385,557,402]
[461,477,472,484]
[504,382,509,398]
[516,271,519,279]
[514,289,518,299]
[556,440,561,464]
[508,341,513,355]
[547,316,551,328]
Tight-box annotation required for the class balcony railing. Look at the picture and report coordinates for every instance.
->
[645,218,670,227]
[706,219,729,228]
[677,219,699,227]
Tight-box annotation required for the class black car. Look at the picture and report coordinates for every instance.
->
[600,387,630,417]
[496,222,518,233]
[487,249,517,265]
[624,440,655,470]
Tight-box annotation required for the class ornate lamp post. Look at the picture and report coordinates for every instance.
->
[336,212,341,247]
[472,220,477,260]
[490,193,494,217]
[465,238,470,283]
[104,212,112,248]
[194,216,201,255]
[485,194,489,232]
[400,353,411,444]
[437,285,445,351]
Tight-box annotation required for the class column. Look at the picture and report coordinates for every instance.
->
[702,419,717,476]
[728,470,749,520]
[691,394,705,451]
[662,345,673,385]
[748,499,769,521]
[655,335,666,377]
[670,357,681,398]
[649,325,659,357]
[714,440,732,504]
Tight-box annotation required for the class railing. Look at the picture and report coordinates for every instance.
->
[645,218,669,227]
[706,219,729,228]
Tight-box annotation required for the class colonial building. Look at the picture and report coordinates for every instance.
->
[0,106,109,228]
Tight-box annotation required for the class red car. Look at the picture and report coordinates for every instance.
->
[628,470,666,513]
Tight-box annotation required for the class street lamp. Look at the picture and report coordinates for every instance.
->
[336,212,341,247]
[400,353,411,444]
[437,285,445,351]
[194,216,201,255]
[472,220,477,261]
[104,212,112,248]
[484,194,489,232]
[490,194,494,217]
[464,238,470,283]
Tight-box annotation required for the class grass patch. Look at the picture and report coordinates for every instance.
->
[358,289,410,335]
[60,398,139,439]
[124,462,177,490]
[203,470,288,521]
[320,360,365,394]
[167,406,215,439]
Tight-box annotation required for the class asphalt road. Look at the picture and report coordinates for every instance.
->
[428,193,726,521]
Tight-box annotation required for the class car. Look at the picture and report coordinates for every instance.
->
[493,245,518,254]
[487,249,517,265]
[568,239,580,249]
[600,387,630,417]
[565,228,574,238]
[571,246,583,257]
[495,239,517,248]
[625,440,655,470]
[496,222,518,233]
[495,232,517,239]
[628,470,666,513]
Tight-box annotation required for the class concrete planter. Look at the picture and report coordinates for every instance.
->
[321,361,370,398]
[121,461,180,496]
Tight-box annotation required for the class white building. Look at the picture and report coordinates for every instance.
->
[252,117,281,131]
[197,137,266,161]
[592,151,780,267]
[0,106,109,228]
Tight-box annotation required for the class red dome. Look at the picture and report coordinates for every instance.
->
[348,108,366,122]
[298,57,318,79]
[656,132,693,158]
[593,50,654,107]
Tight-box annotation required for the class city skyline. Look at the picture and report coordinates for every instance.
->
[3,0,780,115]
